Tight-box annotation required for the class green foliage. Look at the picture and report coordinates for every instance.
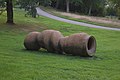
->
[108,0,120,19]
[49,0,106,16]
[81,0,106,16]
[49,0,119,17]
[69,0,83,6]
[17,0,51,18]
[0,0,6,8]
[0,0,6,15]
[39,0,52,7]
[17,0,39,18]
[1,0,120,18]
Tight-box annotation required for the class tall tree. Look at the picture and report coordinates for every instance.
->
[55,0,59,9]
[66,0,82,13]
[6,0,14,24]
[66,0,69,12]
[88,0,101,16]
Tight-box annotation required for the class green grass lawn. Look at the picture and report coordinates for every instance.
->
[0,9,120,80]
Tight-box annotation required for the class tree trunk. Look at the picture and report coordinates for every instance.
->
[66,0,69,13]
[6,0,14,24]
[118,16,120,20]
[55,0,59,9]
[88,4,92,16]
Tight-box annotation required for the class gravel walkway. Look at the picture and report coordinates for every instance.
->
[36,7,120,31]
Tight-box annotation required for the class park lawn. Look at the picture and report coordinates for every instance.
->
[0,9,120,80]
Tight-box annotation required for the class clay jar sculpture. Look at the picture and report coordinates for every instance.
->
[24,30,96,57]
[24,32,40,50]
[59,33,96,57]
[37,30,64,53]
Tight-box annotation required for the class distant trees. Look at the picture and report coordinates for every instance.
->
[109,0,120,19]
[0,0,120,21]
[18,0,52,18]
[50,0,106,16]
[39,0,52,7]
[65,0,82,13]
[16,0,120,18]
[50,0,120,17]
[0,0,6,15]
[84,0,105,16]
[55,0,59,9]
[17,0,38,18]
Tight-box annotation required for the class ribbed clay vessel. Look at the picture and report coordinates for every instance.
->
[59,33,96,57]
[24,32,40,50]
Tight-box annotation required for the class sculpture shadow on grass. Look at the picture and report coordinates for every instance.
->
[21,48,103,61]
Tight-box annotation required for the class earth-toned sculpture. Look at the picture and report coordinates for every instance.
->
[59,33,96,57]
[24,30,96,57]
[24,32,40,50]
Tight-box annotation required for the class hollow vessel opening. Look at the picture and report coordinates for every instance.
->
[87,36,95,51]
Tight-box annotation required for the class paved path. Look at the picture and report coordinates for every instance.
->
[36,7,120,31]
